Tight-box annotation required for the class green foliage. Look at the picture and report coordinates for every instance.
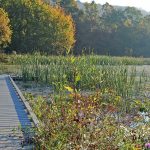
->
[0,0,75,54]
[12,54,148,98]
[1,0,150,56]
[0,8,12,50]
[1,54,150,76]
[76,2,147,56]
[52,0,150,56]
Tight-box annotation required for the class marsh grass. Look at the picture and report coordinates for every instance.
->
[19,55,148,98]
[1,53,150,65]
[1,53,149,149]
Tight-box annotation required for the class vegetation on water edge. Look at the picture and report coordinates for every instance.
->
[9,54,149,149]
[25,87,150,149]
[0,0,150,148]
[1,53,150,65]
[0,54,149,149]
[1,54,149,97]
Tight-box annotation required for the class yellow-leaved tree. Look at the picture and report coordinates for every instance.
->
[1,0,75,54]
[0,8,12,50]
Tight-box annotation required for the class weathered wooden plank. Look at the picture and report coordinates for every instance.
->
[9,76,39,128]
[0,75,36,149]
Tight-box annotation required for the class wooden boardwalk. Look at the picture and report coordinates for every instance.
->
[0,75,38,149]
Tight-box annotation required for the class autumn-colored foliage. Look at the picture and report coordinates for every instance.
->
[0,8,12,50]
[25,89,150,149]
[1,0,75,54]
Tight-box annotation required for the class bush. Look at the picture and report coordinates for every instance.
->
[26,91,150,149]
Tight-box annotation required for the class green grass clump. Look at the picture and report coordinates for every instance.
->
[20,55,148,98]
[1,53,150,65]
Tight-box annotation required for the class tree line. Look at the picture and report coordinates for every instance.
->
[57,0,150,57]
[1,0,150,56]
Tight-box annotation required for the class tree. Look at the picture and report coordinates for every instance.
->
[0,0,75,54]
[53,0,78,14]
[73,1,101,54]
[84,1,100,32]
[51,0,84,55]
[123,7,143,26]
[101,3,127,33]
[0,8,12,50]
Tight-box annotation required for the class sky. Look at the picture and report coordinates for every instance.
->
[79,0,150,12]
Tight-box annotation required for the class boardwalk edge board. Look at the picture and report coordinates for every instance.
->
[9,75,39,128]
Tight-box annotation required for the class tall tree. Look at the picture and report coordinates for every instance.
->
[1,0,75,54]
[123,7,143,26]
[84,1,100,32]
[0,8,12,50]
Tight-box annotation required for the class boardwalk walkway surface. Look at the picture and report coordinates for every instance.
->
[0,75,35,149]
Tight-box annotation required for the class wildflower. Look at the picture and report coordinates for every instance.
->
[145,143,150,149]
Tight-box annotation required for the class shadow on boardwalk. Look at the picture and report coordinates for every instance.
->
[0,75,34,149]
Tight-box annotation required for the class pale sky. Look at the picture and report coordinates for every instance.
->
[79,0,150,12]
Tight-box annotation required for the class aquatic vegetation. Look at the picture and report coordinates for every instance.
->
[1,53,150,149]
